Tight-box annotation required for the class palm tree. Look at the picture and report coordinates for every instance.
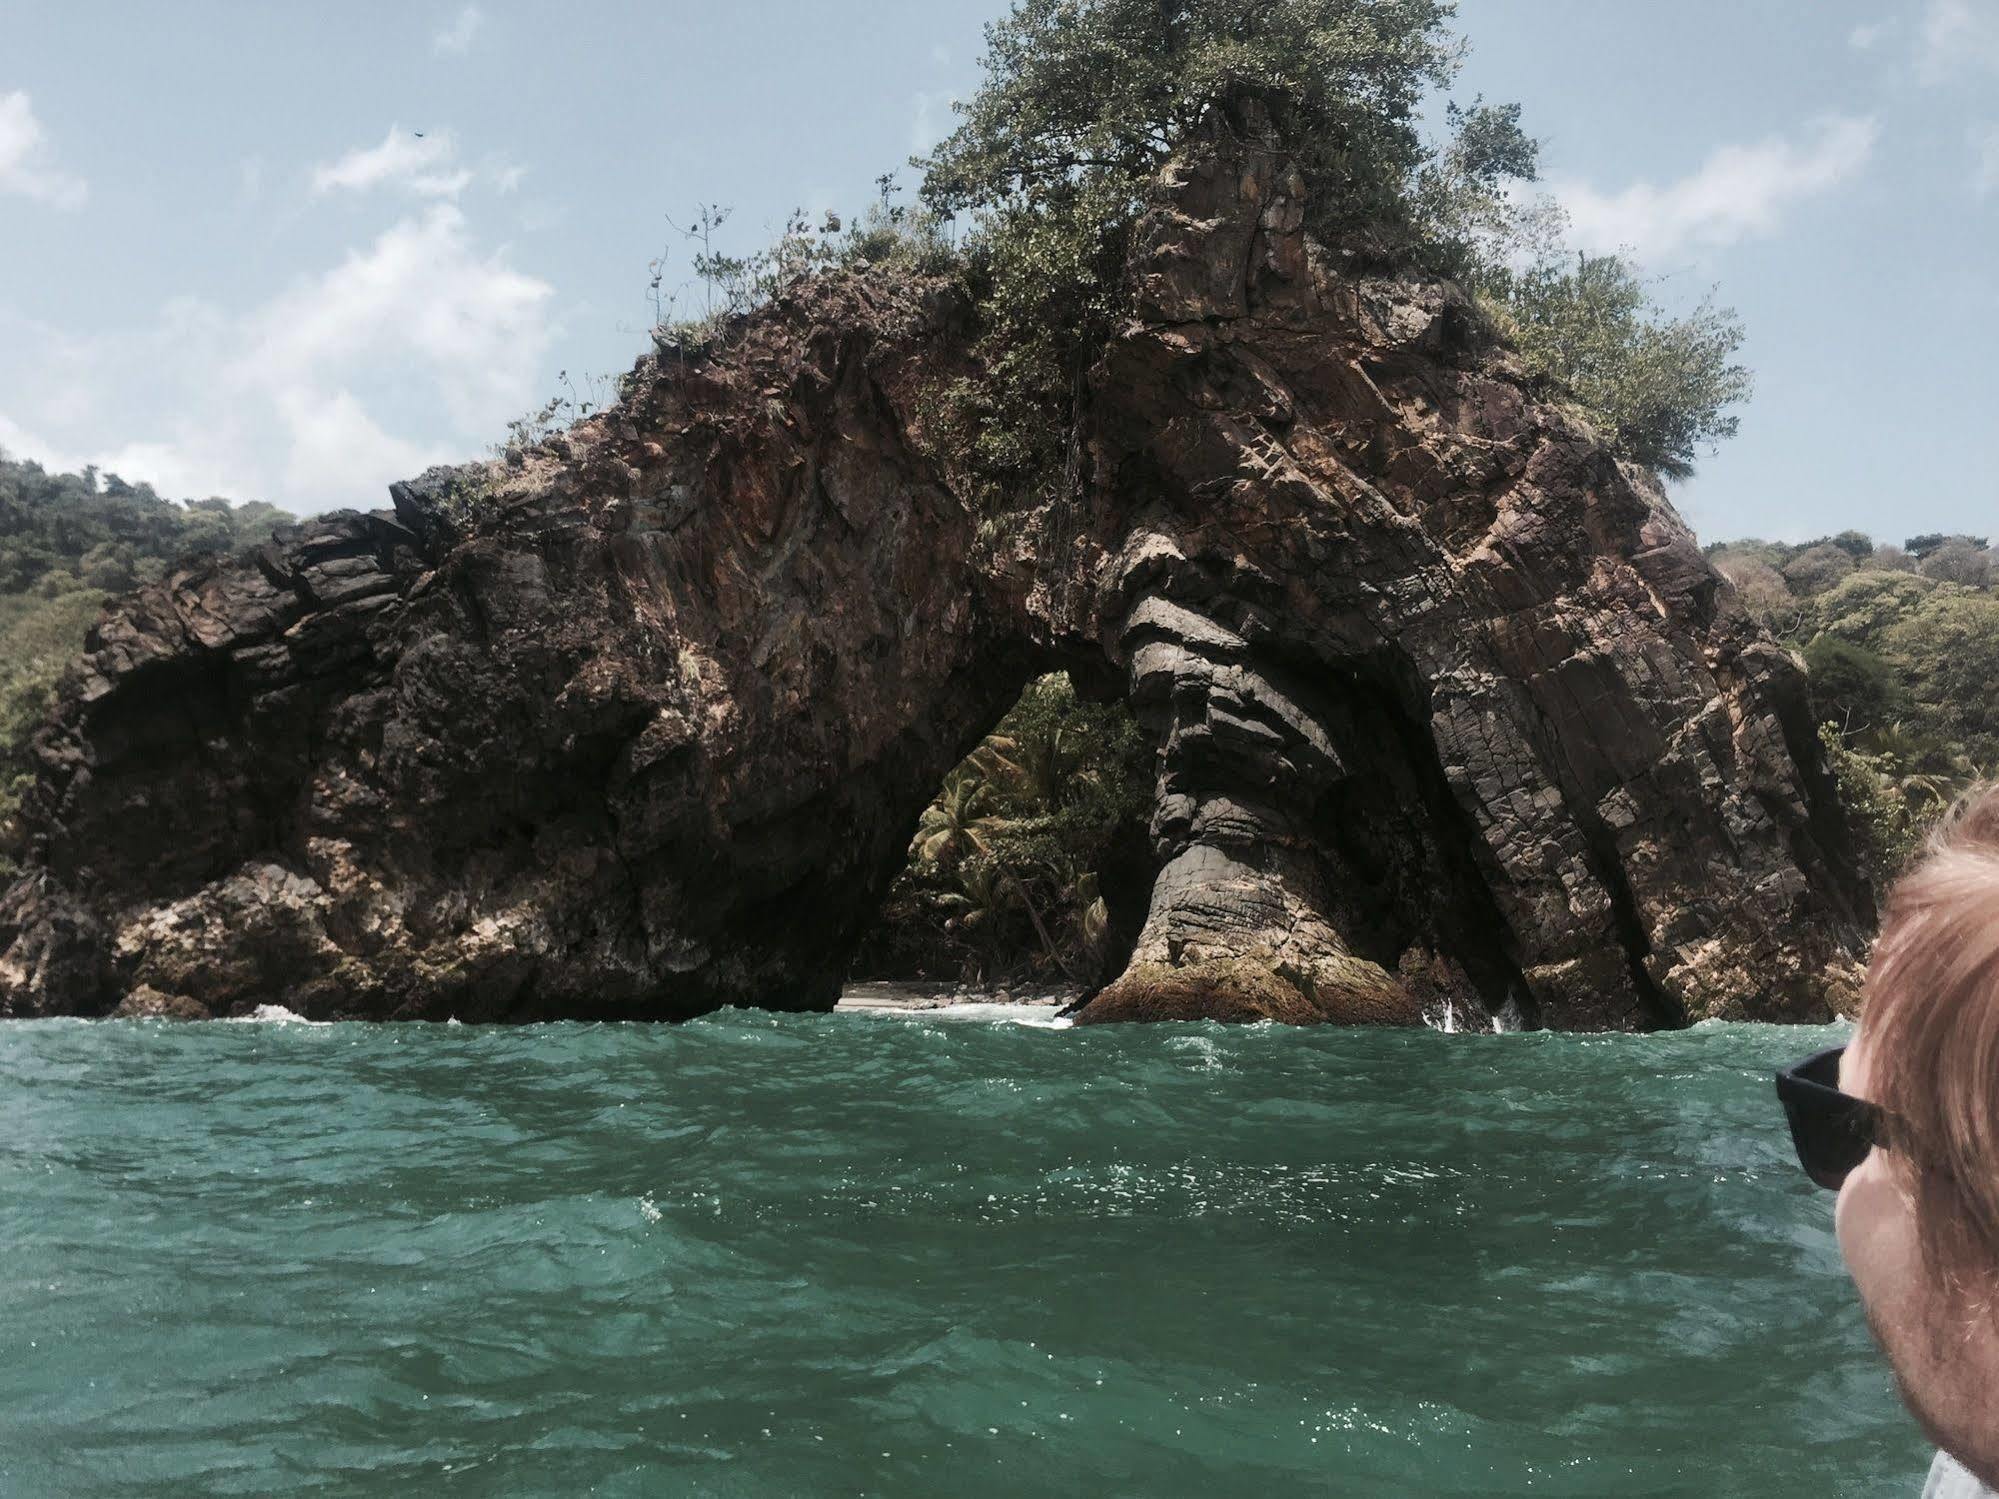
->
[974,715,1087,813]
[938,852,1085,986]
[910,770,1001,868]
[938,857,1012,978]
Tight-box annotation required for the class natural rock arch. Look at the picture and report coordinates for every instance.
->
[0,123,1871,1027]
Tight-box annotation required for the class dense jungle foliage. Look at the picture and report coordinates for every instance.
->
[849,674,1154,988]
[1708,530,1999,882]
[0,452,290,876]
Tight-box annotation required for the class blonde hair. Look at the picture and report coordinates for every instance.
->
[1865,785,1999,1303]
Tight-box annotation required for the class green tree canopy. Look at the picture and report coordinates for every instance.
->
[918,0,1484,243]
[1802,636,1900,735]
[1917,537,1991,587]
[903,0,1749,496]
[1781,542,1857,597]
[1881,589,1999,761]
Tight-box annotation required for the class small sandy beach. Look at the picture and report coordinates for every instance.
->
[834,981,1078,1014]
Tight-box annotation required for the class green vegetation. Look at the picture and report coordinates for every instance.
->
[909,0,1490,503]
[852,674,1153,986]
[499,181,960,460]
[613,1,1749,502]
[0,451,290,876]
[648,182,956,356]
[1709,530,1999,881]
[912,0,1751,495]
[911,0,1450,505]
[1480,252,1750,479]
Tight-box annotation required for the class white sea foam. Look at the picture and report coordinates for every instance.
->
[866,1001,1073,1028]
[1424,998,1461,1033]
[225,1004,328,1025]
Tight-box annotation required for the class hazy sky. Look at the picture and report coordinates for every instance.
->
[1,1,1994,545]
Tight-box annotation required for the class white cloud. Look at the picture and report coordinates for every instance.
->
[94,436,254,504]
[0,412,89,475]
[1848,20,1891,50]
[0,91,87,209]
[1918,0,1999,78]
[1974,122,1999,196]
[271,387,450,500]
[1550,115,1879,262]
[311,126,471,199]
[0,397,253,503]
[433,4,485,56]
[241,204,554,433]
[0,203,554,512]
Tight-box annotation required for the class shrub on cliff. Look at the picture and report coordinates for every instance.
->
[1480,250,1750,479]
[1818,724,1931,885]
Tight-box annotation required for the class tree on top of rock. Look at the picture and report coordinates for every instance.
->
[918,0,1524,255]
[910,0,1750,491]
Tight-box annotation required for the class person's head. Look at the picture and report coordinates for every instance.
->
[1836,786,1999,1479]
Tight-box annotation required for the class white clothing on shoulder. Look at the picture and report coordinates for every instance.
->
[1927,1451,1999,1498]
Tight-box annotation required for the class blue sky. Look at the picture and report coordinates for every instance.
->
[1,1,1994,545]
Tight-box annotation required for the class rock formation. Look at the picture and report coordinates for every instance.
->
[0,117,1873,1027]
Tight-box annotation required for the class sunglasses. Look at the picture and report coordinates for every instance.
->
[1774,1044,1888,1191]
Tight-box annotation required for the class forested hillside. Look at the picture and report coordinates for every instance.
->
[1709,530,1998,879]
[0,453,291,874]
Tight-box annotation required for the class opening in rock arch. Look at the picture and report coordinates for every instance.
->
[846,672,1155,998]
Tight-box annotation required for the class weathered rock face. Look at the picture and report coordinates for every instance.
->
[0,118,1873,1027]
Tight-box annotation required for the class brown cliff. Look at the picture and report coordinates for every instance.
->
[0,121,1872,1027]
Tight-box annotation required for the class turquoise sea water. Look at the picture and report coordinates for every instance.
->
[0,1011,1928,1497]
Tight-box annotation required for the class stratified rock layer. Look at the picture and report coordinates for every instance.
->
[0,118,1872,1027]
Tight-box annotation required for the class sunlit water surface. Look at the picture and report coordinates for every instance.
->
[0,1010,1926,1496]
